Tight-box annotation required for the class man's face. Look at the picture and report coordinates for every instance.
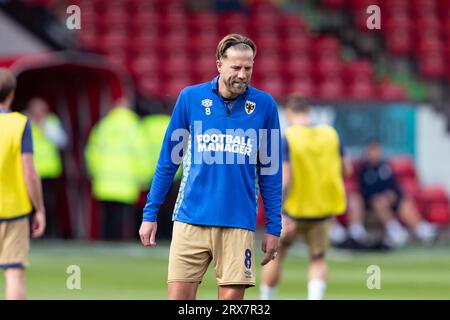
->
[216,47,254,98]
[366,142,382,163]
[27,98,49,123]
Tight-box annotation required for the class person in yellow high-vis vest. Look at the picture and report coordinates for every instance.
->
[260,93,353,300]
[139,114,182,240]
[85,100,147,241]
[25,97,68,239]
[0,68,46,300]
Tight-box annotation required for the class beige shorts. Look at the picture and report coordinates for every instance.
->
[168,221,256,287]
[0,217,30,268]
[281,214,331,259]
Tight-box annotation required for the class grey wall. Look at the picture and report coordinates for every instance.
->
[0,10,48,56]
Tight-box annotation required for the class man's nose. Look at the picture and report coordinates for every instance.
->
[237,69,246,79]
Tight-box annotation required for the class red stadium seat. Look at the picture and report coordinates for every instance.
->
[218,12,248,35]
[160,53,190,79]
[162,75,193,101]
[419,51,446,79]
[128,33,159,53]
[131,11,162,31]
[128,0,156,15]
[314,55,343,80]
[284,55,312,79]
[256,54,282,75]
[385,28,413,55]
[347,78,376,101]
[417,36,443,55]
[378,81,407,100]
[77,29,98,49]
[313,36,341,58]
[248,10,280,33]
[188,33,219,56]
[286,74,316,98]
[279,14,309,35]
[192,55,218,83]
[344,59,374,82]
[344,175,359,193]
[316,76,345,101]
[384,16,412,32]
[128,53,159,77]
[414,15,441,35]
[322,0,347,9]
[281,34,311,59]
[258,77,285,101]
[188,12,218,33]
[389,156,417,181]
[411,0,437,18]
[97,30,128,53]
[136,74,162,100]
[253,33,280,51]
[351,0,381,10]
[418,186,450,225]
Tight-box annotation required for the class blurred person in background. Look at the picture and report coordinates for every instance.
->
[0,68,46,299]
[24,97,67,238]
[350,140,437,247]
[140,113,183,186]
[260,93,353,300]
[140,113,182,239]
[85,98,147,241]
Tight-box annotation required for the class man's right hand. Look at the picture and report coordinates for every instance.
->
[32,210,46,238]
[139,221,157,247]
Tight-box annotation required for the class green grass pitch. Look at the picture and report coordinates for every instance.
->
[1,234,450,300]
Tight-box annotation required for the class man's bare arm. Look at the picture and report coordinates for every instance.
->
[342,156,354,177]
[21,153,46,237]
[282,161,291,201]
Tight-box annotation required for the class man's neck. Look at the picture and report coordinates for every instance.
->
[217,79,239,100]
[0,104,10,112]
[292,114,310,126]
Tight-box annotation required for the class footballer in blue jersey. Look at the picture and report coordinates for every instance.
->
[140,34,282,300]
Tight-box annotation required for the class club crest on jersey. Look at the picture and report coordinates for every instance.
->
[245,100,256,115]
[201,99,213,108]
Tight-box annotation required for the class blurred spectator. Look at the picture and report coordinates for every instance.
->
[140,113,182,186]
[260,93,353,300]
[85,98,147,241]
[24,97,67,238]
[139,113,182,239]
[349,140,437,247]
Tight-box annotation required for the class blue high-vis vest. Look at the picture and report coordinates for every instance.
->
[142,76,282,236]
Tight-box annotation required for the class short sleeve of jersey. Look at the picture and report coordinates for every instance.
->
[21,120,33,153]
[282,136,289,161]
[337,132,345,157]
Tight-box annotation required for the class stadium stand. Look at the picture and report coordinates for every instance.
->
[1,0,449,240]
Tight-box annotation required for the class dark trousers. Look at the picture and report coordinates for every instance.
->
[42,178,60,238]
[101,201,136,241]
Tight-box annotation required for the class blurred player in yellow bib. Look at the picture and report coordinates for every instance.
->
[260,93,352,300]
[0,68,46,300]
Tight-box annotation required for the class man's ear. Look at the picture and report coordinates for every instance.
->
[6,91,15,105]
[216,59,222,73]
[285,108,294,125]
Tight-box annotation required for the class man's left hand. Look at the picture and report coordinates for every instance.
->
[261,233,280,266]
